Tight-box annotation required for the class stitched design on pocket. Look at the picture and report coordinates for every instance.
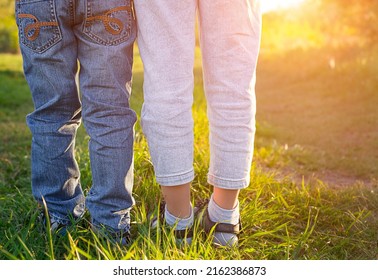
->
[83,2,133,46]
[18,13,59,41]
[16,0,61,54]
[86,6,131,36]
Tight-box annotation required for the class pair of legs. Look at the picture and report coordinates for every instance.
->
[162,184,239,218]
[16,0,136,233]
[135,0,262,238]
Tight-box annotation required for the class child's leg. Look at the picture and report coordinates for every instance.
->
[162,183,193,244]
[16,0,85,226]
[134,0,197,231]
[212,188,240,210]
[199,0,261,190]
[161,183,192,219]
[208,188,240,246]
[75,0,137,234]
[198,0,262,245]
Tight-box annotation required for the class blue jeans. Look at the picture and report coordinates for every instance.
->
[15,0,137,232]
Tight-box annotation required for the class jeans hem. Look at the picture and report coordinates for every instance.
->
[156,169,195,186]
[47,212,72,225]
[207,174,250,190]
[91,218,131,233]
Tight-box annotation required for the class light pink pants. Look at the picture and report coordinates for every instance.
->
[134,0,261,189]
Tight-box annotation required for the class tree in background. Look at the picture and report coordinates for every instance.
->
[0,0,18,53]
[316,0,378,46]
[261,0,378,53]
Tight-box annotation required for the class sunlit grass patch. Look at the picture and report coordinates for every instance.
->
[1,26,377,259]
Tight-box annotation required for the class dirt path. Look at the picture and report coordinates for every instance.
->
[263,165,377,189]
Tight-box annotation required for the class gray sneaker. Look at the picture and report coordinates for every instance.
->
[38,211,71,236]
[91,220,131,246]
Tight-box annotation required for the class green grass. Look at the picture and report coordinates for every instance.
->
[0,45,377,260]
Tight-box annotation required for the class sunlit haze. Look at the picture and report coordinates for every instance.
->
[261,0,306,13]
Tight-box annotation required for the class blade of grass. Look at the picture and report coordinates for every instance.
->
[41,197,55,260]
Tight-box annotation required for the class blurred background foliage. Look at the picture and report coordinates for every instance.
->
[1,0,377,53]
[261,0,378,52]
[0,0,18,53]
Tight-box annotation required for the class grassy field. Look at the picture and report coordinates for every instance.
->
[256,46,378,185]
[0,40,377,260]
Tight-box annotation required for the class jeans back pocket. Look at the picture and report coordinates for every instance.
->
[16,0,61,54]
[83,0,134,46]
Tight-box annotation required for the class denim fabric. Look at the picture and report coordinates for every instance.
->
[15,0,137,231]
[134,0,261,189]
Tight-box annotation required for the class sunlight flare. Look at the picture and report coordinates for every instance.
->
[261,0,306,13]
